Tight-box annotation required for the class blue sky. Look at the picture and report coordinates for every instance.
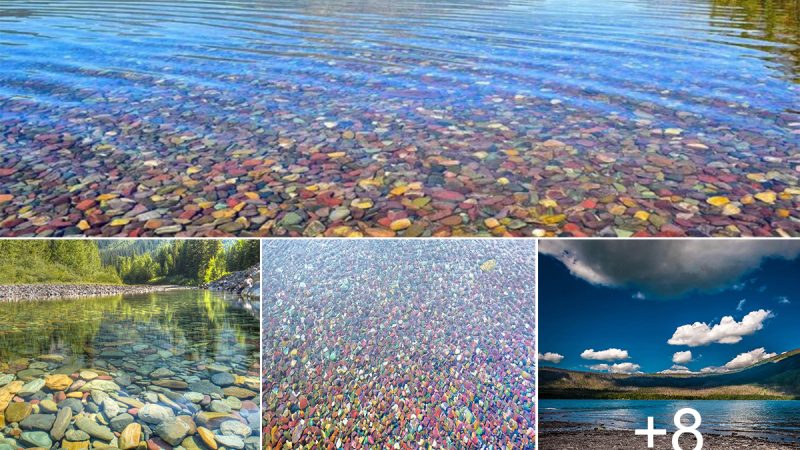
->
[538,241,800,375]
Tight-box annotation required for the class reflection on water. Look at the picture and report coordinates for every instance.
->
[0,0,799,237]
[710,0,800,82]
[0,290,259,363]
[541,399,800,444]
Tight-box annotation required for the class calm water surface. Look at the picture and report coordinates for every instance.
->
[0,289,259,367]
[0,0,799,237]
[541,399,800,444]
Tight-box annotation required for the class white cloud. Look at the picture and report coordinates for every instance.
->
[667,309,773,347]
[659,365,695,374]
[672,351,693,364]
[539,241,800,297]
[778,296,791,305]
[538,352,564,364]
[581,348,629,361]
[723,348,776,370]
[736,299,746,311]
[589,362,641,374]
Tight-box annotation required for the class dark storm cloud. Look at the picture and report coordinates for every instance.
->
[539,240,800,298]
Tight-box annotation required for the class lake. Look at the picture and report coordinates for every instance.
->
[0,0,799,238]
[0,290,260,450]
[540,399,800,445]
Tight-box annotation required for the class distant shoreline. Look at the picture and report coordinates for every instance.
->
[540,423,798,449]
[0,283,186,302]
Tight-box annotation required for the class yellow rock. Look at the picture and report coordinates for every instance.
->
[722,204,741,216]
[186,166,202,175]
[741,195,754,205]
[243,192,260,200]
[539,199,558,208]
[480,259,497,272]
[327,152,346,158]
[706,196,730,207]
[634,211,650,221]
[77,220,91,231]
[66,392,83,399]
[484,218,500,229]
[784,187,800,195]
[389,219,412,231]
[212,209,236,219]
[118,423,142,450]
[351,199,374,209]
[109,218,131,227]
[390,185,409,196]
[497,177,510,185]
[777,209,790,218]
[96,193,118,201]
[44,374,73,391]
[540,214,566,225]
[746,173,768,182]
[755,191,777,204]
[62,441,90,450]
[358,178,382,189]
[608,204,626,215]
[197,427,217,450]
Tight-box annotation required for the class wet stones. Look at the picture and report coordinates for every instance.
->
[155,417,190,446]
[19,413,56,431]
[210,372,235,387]
[50,407,72,440]
[117,422,142,450]
[20,431,52,448]
[44,374,73,390]
[74,417,115,441]
[4,402,33,423]
[137,403,174,425]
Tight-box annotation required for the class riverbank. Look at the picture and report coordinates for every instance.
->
[0,284,182,302]
[541,423,797,449]
[206,266,259,299]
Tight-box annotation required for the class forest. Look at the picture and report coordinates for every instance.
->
[0,240,259,286]
[109,240,259,284]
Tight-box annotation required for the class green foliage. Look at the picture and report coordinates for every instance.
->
[115,240,257,285]
[225,240,260,272]
[0,240,121,285]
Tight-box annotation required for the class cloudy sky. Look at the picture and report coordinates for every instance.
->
[538,241,800,375]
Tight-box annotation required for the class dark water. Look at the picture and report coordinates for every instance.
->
[0,0,799,237]
[541,399,800,444]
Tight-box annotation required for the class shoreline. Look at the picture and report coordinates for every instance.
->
[0,284,185,302]
[206,266,260,300]
[540,423,798,450]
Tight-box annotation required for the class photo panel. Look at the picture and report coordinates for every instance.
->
[261,239,536,448]
[0,239,261,450]
[538,240,800,450]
